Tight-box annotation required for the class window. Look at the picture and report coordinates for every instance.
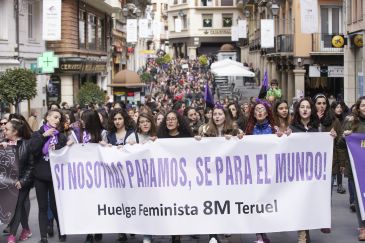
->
[182,15,187,29]
[222,14,233,27]
[173,16,178,31]
[347,0,352,23]
[202,14,213,27]
[321,7,342,34]
[28,3,34,39]
[173,0,178,4]
[88,14,97,50]
[182,0,187,3]
[79,10,86,48]
[27,2,40,41]
[97,18,105,51]
[221,0,233,6]
[201,0,213,6]
[0,0,8,40]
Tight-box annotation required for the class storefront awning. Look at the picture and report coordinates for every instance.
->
[109,69,146,87]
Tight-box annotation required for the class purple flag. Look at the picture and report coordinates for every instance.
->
[204,82,214,107]
[346,133,365,220]
[262,70,269,89]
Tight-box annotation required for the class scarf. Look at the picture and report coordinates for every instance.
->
[82,131,91,144]
[42,124,59,156]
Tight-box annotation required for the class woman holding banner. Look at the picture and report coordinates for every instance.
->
[289,98,318,243]
[340,96,365,241]
[245,99,276,243]
[2,119,33,243]
[195,103,242,243]
[157,110,193,243]
[126,112,157,243]
[68,109,108,243]
[30,109,67,243]
[106,108,135,243]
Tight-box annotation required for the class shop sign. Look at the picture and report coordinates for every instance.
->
[208,29,231,35]
[309,66,321,77]
[353,34,363,48]
[331,35,345,48]
[59,62,106,73]
[328,66,344,77]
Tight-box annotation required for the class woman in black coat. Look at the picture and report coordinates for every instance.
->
[2,119,34,243]
[30,109,67,243]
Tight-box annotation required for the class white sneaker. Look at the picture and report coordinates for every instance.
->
[209,237,218,243]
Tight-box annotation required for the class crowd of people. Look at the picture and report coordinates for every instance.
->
[0,58,365,243]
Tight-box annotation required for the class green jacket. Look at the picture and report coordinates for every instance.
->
[338,116,365,179]
[266,88,282,99]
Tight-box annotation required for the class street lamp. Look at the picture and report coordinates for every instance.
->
[178,10,185,17]
[271,3,279,16]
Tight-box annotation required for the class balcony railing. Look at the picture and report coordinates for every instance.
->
[312,33,344,53]
[249,38,261,51]
[276,34,293,52]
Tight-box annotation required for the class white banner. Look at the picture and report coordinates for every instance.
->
[153,20,161,38]
[127,19,138,43]
[300,0,318,33]
[261,19,274,48]
[175,18,182,32]
[231,26,239,41]
[328,66,344,77]
[42,0,62,40]
[238,20,247,38]
[50,133,333,235]
[139,19,149,38]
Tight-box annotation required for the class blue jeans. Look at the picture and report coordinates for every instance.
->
[348,178,355,204]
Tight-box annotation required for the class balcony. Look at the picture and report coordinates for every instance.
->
[276,34,293,53]
[311,33,344,55]
[249,38,261,51]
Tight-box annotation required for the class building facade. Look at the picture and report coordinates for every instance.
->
[240,0,344,103]
[46,0,120,106]
[0,0,47,117]
[167,0,245,60]
[344,0,365,105]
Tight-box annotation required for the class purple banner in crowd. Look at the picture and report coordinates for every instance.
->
[346,133,365,220]
[0,146,18,225]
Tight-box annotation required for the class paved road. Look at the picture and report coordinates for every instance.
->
[0,178,360,243]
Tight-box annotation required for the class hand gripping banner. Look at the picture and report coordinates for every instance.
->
[50,133,333,235]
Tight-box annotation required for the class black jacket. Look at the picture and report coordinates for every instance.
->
[290,123,318,133]
[15,139,34,188]
[107,129,135,146]
[30,126,67,181]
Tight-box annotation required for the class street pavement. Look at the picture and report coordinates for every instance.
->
[0,178,361,243]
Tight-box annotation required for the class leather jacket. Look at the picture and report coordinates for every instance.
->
[15,139,34,188]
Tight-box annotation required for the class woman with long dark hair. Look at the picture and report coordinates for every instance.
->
[30,109,67,243]
[106,108,135,243]
[157,110,192,243]
[227,102,247,131]
[340,96,365,240]
[314,94,344,197]
[3,119,33,243]
[107,108,136,146]
[70,109,107,243]
[289,98,319,243]
[157,110,193,138]
[273,100,292,135]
